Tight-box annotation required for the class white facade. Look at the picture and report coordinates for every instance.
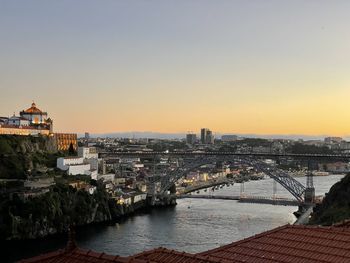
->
[89,169,98,180]
[133,163,144,169]
[57,157,95,176]
[134,193,147,203]
[78,147,98,159]
[67,164,91,175]
[8,116,30,126]
[87,186,97,195]
[57,157,84,170]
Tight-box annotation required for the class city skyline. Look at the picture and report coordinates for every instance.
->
[2,1,350,135]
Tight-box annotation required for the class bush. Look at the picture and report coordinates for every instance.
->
[310,173,350,225]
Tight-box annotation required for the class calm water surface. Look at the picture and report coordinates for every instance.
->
[5,174,344,262]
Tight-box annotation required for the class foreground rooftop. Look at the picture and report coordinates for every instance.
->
[18,224,350,263]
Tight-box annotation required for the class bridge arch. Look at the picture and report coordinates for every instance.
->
[158,157,306,203]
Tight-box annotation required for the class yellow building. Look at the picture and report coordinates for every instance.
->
[54,133,77,151]
[0,125,50,136]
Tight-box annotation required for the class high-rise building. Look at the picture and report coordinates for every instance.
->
[200,128,214,144]
[206,130,214,144]
[186,133,197,144]
[201,128,208,144]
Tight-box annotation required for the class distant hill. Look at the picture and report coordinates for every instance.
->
[79,131,350,141]
[86,132,187,140]
[310,173,350,225]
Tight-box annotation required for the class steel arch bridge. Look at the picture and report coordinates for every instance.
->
[157,157,306,203]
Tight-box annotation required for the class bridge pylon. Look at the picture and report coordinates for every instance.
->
[304,172,315,204]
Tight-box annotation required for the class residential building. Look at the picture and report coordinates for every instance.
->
[186,133,197,144]
[200,128,208,143]
[8,115,30,126]
[56,156,97,178]
[221,135,238,142]
[325,137,343,144]
[201,128,214,144]
[78,147,98,159]
[55,133,77,151]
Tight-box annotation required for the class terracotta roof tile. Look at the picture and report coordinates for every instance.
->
[17,224,350,263]
[334,220,350,228]
[200,224,350,263]
[22,102,45,114]
[17,248,149,263]
[130,247,228,263]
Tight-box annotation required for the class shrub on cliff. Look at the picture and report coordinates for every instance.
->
[0,135,62,179]
[0,183,111,240]
[310,173,350,225]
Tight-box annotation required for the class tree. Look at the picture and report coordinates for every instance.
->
[68,143,75,156]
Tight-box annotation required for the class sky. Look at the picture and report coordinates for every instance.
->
[1,0,350,137]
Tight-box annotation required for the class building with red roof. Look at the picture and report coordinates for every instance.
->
[20,102,48,125]
[0,102,53,136]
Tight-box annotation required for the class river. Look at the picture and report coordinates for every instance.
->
[4,174,344,262]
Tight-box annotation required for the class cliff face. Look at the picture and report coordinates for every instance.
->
[0,135,58,179]
[310,173,350,225]
[0,184,113,240]
[0,183,150,240]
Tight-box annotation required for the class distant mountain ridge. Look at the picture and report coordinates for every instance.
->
[79,132,349,141]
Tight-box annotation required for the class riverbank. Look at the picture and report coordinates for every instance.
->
[0,182,177,241]
[4,174,343,262]
[2,200,179,262]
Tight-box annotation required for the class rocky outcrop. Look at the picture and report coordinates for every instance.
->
[0,183,155,240]
[0,135,59,179]
[310,173,350,225]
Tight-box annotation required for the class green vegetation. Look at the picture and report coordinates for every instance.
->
[0,183,111,240]
[287,143,334,154]
[0,135,62,179]
[148,141,188,152]
[238,138,271,147]
[68,142,76,156]
[310,173,350,225]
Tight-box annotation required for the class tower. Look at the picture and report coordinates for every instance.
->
[304,172,315,203]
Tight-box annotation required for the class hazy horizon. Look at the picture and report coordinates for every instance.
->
[82,131,350,141]
[2,1,350,136]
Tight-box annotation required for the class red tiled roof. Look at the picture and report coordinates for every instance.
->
[17,248,149,263]
[17,224,350,263]
[199,224,350,263]
[334,220,350,228]
[129,247,228,263]
[22,102,45,114]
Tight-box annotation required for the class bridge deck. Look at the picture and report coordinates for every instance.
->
[100,151,350,160]
[179,194,301,206]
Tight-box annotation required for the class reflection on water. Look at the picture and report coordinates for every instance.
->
[4,174,344,262]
